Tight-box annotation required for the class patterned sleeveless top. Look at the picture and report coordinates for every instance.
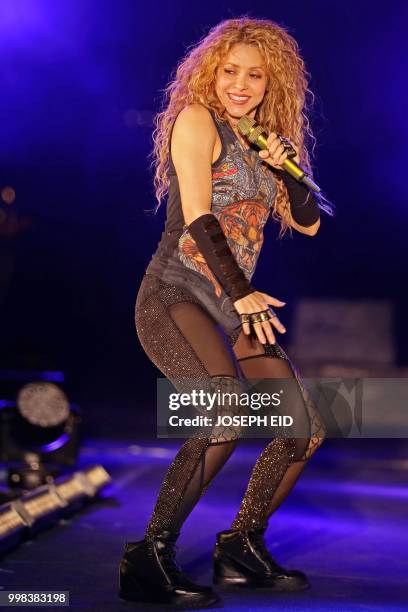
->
[145,108,277,333]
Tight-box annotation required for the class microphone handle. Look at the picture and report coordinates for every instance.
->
[257,133,321,194]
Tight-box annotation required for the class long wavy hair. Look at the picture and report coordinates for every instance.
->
[148,16,333,236]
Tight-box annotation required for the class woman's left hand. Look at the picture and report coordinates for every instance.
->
[258,132,300,168]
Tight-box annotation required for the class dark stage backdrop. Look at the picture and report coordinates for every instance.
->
[1,1,407,438]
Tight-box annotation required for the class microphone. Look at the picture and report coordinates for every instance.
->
[237,115,321,194]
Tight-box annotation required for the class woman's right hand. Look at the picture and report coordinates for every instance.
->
[233,291,287,345]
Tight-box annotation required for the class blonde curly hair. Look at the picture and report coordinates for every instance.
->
[148,16,332,236]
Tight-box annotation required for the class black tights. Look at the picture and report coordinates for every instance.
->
[135,275,325,538]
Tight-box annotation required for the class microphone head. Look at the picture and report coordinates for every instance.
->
[237,115,266,145]
[237,115,255,137]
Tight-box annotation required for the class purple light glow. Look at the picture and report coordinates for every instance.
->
[298,477,408,500]
[37,432,70,453]
[0,370,64,382]
[0,2,49,39]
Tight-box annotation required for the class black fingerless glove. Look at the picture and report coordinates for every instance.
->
[187,213,255,302]
[274,169,320,227]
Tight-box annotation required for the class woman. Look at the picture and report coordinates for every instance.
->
[119,17,331,609]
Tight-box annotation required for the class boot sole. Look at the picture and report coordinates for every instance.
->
[214,574,310,592]
[119,566,222,608]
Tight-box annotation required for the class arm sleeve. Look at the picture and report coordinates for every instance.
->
[187,213,256,303]
[274,169,321,227]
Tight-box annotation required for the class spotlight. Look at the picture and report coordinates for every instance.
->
[17,382,70,427]
[0,374,81,490]
[0,186,15,205]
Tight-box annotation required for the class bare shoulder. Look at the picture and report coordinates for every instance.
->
[176,103,216,127]
[172,104,217,145]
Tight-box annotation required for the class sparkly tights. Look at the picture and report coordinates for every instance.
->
[135,274,326,538]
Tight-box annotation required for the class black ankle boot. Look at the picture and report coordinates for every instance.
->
[119,530,222,608]
[213,527,310,591]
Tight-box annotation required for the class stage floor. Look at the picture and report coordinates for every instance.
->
[1,437,407,611]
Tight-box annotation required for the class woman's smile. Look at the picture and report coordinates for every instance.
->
[215,43,268,122]
[227,93,251,105]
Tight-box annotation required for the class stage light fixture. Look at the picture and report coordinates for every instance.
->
[17,382,70,427]
[1,186,16,205]
[0,466,111,554]
[0,374,81,489]
[0,502,27,554]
